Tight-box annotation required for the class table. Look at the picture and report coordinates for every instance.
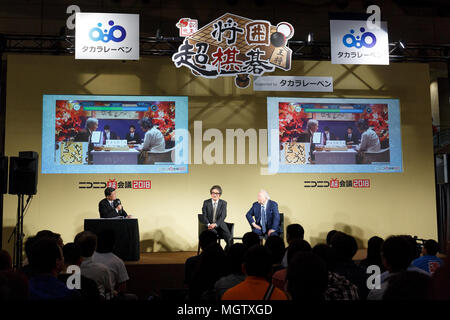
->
[84,218,140,261]
[91,149,139,165]
[313,149,357,164]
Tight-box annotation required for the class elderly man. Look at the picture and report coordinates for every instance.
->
[245,190,281,239]
[297,119,320,162]
[74,117,99,163]
[74,118,99,142]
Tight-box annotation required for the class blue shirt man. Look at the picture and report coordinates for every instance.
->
[245,190,281,238]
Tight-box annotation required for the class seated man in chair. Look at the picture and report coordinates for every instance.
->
[201,185,232,248]
[246,190,280,239]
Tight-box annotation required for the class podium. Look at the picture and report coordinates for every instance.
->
[84,218,140,261]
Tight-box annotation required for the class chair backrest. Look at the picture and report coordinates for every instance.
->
[146,148,174,164]
[362,148,390,164]
[198,214,208,236]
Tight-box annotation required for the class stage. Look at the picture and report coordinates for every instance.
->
[124,251,196,299]
[123,249,369,299]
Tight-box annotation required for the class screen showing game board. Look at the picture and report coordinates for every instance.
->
[42,95,189,174]
[267,97,402,173]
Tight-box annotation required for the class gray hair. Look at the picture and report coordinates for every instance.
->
[306,119,319,131]
[85,118,98,129]
[259,189,270,200]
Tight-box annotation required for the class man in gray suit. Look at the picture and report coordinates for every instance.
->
[201,185,232,247]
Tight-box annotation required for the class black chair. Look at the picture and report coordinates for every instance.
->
[197,214,234,254]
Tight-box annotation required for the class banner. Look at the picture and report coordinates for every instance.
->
[172,13,294,88]
[75,12,139,60]
[330,20,389,65]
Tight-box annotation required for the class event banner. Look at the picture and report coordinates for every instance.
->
[172,13,295,89]
[267,97,402,173]
[75,12,139,60]
[330,20,389,65]
[42,95,188,174]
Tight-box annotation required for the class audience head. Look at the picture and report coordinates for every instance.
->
[243,245,272,278]
[286,224,304,243]
[366,236,384,265]
[382,235,414,273]
[74,231,97,258]
[264,235,285,265]
[24,236,37,261]
[383,271,431,300]
[242,232,260,250]
[287,252,328,300]
[35,230,63,248]
[287,239,312,266]
[312,243,337,271]
[198,230,217,251]
[29,238,64,275]
[0,250,12,271]
[96,229,115,253]
[326,230,338,245]
[423,239,439,256]
[226,243,246,275]
[62,243,82,266]
[0,271,29,300]
[330,231,358,262]
[401,235,421,261]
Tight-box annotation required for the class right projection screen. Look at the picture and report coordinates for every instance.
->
[267,97,402,173]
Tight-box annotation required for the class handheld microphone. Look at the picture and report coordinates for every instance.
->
[113,199,122,210]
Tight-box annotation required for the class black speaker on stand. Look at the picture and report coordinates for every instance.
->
[0,155,8,249]
[8,151,38,269]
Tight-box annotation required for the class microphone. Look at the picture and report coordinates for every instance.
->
[113,199,121,209]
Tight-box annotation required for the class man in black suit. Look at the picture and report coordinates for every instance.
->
[103,125,118,142]
[345,127,358,145]
[125,125,141,144]
[201,185,232,247]
[99,187,128,218]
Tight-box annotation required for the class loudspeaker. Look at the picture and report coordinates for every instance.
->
[0,156,7,194]
[9,153,38,195]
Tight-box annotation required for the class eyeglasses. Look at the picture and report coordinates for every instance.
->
[211,192,221,195]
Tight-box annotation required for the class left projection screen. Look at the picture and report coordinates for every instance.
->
[42,95,189,174]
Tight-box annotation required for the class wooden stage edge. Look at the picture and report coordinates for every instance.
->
[125,249,369,265]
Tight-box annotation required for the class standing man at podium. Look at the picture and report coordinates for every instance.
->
[246,190,280,239]
[99,187,128,219]
[201,185,232,248]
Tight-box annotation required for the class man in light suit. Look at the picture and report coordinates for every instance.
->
[246,190,281,239]
[201,185,232,247]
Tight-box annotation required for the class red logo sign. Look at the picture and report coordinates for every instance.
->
[106,179,117,189]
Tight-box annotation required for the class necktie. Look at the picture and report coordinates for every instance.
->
[213,201,217,223]
[261,205,266,234]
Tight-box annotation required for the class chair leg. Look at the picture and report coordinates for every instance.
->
[197,242,200,255]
